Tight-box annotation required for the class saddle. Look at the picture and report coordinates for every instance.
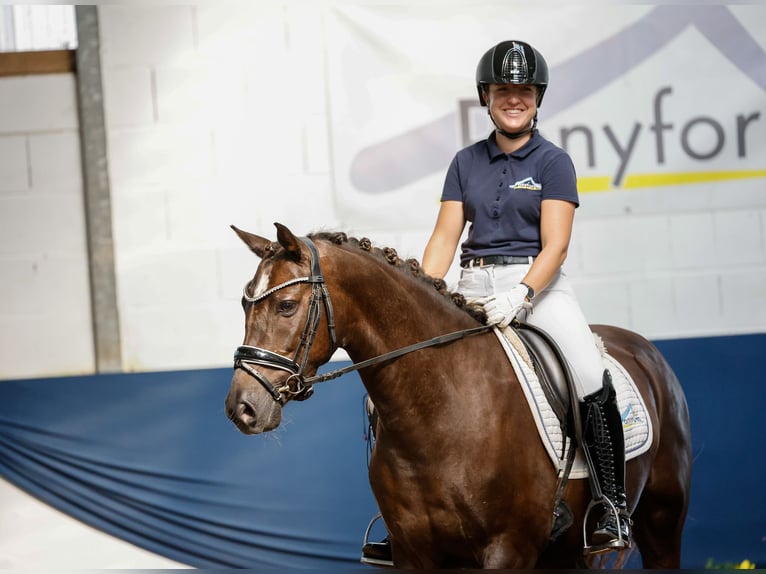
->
[510,321,580,541]
[513,321,574,447]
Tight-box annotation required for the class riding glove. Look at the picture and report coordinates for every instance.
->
[477,284,531,328]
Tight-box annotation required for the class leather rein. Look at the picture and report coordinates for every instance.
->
[233,237,492,403]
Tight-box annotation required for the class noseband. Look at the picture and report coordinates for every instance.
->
[233,238,336,403]
[233,237,493,404]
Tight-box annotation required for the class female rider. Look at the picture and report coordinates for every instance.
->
[362,40,631,565]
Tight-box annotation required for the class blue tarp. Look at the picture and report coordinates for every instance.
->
[1,333,764,569]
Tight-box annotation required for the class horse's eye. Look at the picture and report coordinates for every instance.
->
[278,300,298,316]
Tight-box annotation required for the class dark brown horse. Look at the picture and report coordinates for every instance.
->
[224,222,692,569]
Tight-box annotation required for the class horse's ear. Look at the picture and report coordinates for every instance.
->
[230,225,271,259]
[274,222,303,262]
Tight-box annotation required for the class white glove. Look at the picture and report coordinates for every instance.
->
[477,284,531,328]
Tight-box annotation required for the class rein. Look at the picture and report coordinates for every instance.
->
[233,237,491,402]
[303,324,492,385]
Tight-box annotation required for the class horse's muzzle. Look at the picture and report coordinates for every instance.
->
[225,383,283,435]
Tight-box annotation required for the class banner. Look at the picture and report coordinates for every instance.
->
[326,5,766,235]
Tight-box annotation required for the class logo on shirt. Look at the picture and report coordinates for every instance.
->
[511,177,542,191]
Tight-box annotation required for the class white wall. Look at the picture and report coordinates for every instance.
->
[0,72,95,379]
[99,3,342,373]
[1,2,765,379]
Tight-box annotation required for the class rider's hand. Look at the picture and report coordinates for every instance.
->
[477,284,531,328]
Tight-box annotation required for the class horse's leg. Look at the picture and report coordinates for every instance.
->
[632,490,687,567]
[632,360,692,568]
[631,450,691,567]
[481,537,539,569]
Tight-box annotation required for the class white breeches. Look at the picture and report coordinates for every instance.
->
[457,264,606,400]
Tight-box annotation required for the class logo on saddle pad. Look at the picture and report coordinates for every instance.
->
[622,404,644,430]
[494,327,653,479]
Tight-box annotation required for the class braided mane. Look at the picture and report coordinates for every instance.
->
[308,231,486,324]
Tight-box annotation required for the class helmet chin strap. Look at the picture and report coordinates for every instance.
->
[489,111,538,140]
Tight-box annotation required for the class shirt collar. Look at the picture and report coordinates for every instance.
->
[487,129,543,160]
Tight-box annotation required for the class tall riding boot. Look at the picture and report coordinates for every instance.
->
[580,370,632,552]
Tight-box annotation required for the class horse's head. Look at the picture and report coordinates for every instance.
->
[225,222,337,435]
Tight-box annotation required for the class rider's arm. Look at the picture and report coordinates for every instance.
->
[520,198,575,296]
[422,200,465,279]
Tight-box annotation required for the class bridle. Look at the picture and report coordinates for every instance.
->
[233,237,492,403]
[234,238,334,402]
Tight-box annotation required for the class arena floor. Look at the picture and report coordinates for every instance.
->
[0,478,189,569]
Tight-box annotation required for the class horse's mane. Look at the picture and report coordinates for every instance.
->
[308,230,487,324]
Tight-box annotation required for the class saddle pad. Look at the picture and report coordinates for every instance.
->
[493,327,653,479]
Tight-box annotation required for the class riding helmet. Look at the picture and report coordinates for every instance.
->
[476,40,549,107]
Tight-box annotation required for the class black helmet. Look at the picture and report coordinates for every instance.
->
[476,40,549,107]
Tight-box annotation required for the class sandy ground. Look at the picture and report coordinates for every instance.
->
[0,478,190,569]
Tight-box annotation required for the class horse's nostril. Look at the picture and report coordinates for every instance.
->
[238,400,258,428]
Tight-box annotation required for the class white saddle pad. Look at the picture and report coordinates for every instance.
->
[494,327,653,479]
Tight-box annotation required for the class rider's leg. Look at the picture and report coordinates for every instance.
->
[492,265,631,551]
[580,370,631,550]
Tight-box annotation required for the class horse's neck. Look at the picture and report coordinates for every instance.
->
[327,246,497,424]
[339,283,473,369]
[347,317,499,437]
[333,255,466,355]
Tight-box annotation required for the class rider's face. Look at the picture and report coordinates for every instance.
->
[485,84,538,134]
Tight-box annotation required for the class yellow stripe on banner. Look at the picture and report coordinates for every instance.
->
[578,170,766,193]
[577,176,613,193]
[624,170,766,188]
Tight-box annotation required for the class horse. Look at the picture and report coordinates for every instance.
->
[224,222,693,569]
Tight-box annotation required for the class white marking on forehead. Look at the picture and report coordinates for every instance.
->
[250,271,271,299]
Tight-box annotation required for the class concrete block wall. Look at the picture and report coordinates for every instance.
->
[98,4,338,372]
[567,179,766,339]
[0,73,94,379]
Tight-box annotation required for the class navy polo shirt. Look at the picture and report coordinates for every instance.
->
[441,130,579,264]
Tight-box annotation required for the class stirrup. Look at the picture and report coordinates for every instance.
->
[582,498,631,555]
[360,513,394,567]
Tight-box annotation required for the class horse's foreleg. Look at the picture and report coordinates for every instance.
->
[481,538,539,569]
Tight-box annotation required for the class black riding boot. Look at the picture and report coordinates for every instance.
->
[580,370,632,552]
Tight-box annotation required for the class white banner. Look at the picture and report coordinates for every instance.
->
[326,4,766,231]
